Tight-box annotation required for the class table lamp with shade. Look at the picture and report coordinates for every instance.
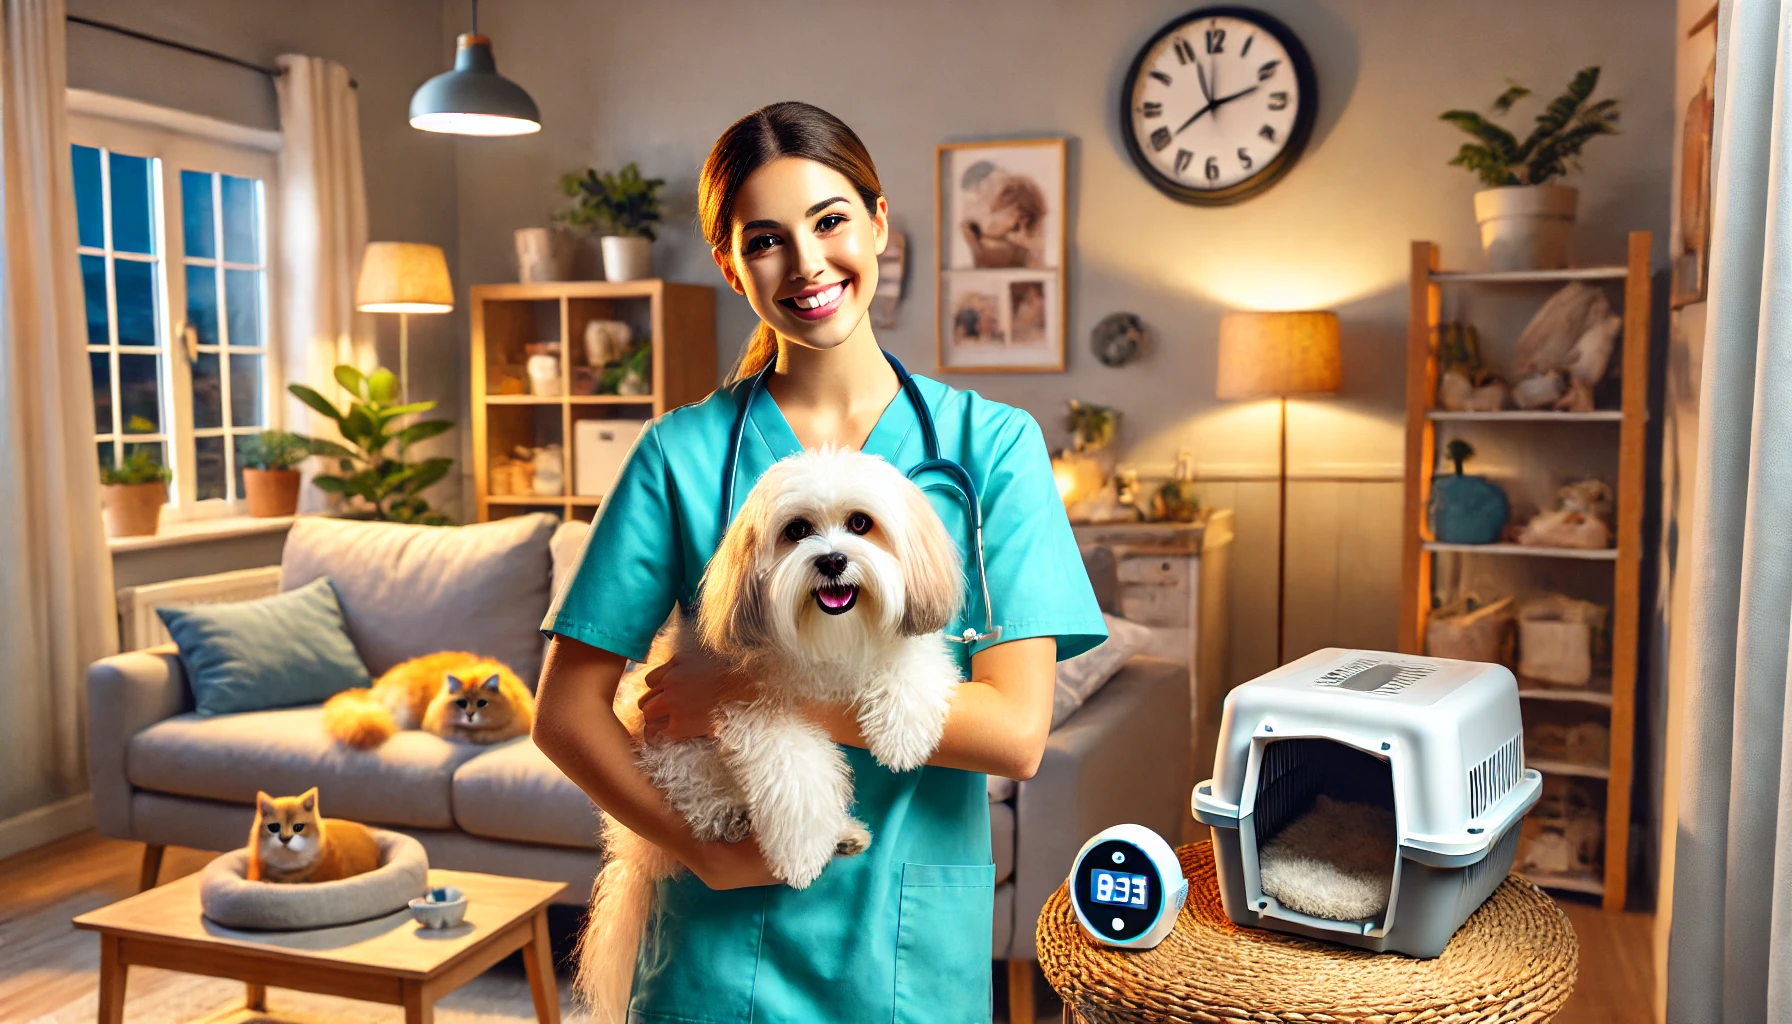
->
[1215,310,1342,665]
[355,242,454,407]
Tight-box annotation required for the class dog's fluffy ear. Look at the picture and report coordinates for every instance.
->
[697,514,770,652]
[898,482,964,636]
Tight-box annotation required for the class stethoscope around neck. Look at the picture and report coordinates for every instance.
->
[719,349,1001,646]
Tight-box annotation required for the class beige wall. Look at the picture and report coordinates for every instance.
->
[449,0,1675,682]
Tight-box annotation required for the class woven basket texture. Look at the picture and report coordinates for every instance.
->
[1037,841,1577,1024]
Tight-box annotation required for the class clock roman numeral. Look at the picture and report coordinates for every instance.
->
[1204,28,1225,54]
[1268,91,1288,111]
[1149,70,1172,86]
[1150,127,1172,152]
[1173,37,1196,64]
[1258,59,1281,82]
[1260,124,1277,142]
[1241,34,1254,57]
[1141,101,1163,118]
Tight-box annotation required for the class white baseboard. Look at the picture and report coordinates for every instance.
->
[0,792,95,861]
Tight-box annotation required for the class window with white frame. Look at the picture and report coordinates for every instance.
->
[69,101,278,517]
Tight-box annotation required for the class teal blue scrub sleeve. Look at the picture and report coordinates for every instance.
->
[541,423,682,662]
[971,410,1108,663]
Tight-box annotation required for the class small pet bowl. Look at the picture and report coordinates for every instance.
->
[408,886,467,929]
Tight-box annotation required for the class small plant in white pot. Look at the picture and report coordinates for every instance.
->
[1441,67,1620,270]
[239,430,312,518]
[556,163,665,282]
[99,449,172,538]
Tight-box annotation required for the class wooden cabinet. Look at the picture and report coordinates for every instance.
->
[469,280,716,523]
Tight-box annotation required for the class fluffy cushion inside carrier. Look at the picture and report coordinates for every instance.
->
[1259,795,1397,921]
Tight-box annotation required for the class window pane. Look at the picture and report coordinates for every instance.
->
[80,254,109,345]
[226,269,261,347]
[194,435,227,501]
[221,175,258,264]
[191,350,221,429]
[72,145,103,249]
[186,264,218,346]
[181,170,216,260]
[97,440,116,473]
[118,353,161,433]
[108,151,155,255]
[230,353,263,427]
[90,351,113,434]
[233,432,254,499]
[113,259,158,346]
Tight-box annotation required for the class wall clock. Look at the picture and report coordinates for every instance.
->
[1121,6,1318,205]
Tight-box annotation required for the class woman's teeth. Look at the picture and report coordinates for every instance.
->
[794,283,844,309]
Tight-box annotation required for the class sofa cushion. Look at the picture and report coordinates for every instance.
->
[452,737,601,849]
[127,707,488,829]
[991,799,1014,886]
[281,513,557,684]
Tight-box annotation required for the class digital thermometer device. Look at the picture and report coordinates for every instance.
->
[1067,823,1186,949]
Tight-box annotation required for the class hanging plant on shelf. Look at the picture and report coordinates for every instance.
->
[289,365,457,525]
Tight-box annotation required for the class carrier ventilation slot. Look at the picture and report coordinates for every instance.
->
[1311,657,1436,696]
[1467,735,1523,817]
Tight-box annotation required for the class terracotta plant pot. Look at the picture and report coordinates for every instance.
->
[101,481,166,538]
[600,235,653,281]
[1473,185,1578,271]
[243,468,302,517]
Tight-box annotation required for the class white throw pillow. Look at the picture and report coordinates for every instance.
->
[1051,613,1154,728]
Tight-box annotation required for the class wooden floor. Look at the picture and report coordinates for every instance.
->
[4,831,1654,1023]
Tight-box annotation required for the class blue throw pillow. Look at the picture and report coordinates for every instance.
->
[157,576,372,716]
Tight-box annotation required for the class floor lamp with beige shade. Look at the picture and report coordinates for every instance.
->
[1216,311,1342,665]
[355,242,454,406]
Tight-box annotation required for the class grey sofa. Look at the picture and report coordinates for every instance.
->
[85,513,1188,1018]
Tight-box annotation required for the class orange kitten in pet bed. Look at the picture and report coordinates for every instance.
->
[246,788,381,883]
[323,651,533,749]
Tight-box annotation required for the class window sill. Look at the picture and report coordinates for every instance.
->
[108,513,298,553]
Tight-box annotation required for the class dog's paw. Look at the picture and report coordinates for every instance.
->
[835,822,872,857]
[721,809,752,844]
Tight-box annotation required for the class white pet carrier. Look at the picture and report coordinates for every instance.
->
[1191,648,1541,958]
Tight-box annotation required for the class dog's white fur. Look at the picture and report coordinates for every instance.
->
[575,446,967,1021]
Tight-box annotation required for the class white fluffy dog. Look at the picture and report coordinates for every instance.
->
[575,446,968,1021]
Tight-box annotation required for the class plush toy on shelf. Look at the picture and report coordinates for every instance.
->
[1428,439,1509,544]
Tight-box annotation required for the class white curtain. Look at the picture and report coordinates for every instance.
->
[274,55,369,512]
[1666,0,1792,1019]
[0,0,118,823]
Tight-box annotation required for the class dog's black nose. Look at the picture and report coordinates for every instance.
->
[815,552,848,578]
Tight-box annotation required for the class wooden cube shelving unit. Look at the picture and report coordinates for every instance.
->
[470,280,716,523]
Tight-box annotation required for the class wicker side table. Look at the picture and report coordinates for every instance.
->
[1037,842,1577,1024]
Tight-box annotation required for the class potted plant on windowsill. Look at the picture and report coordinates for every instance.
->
[239,430,313,518]
[100,449,172,538]
[1441,66,1620,270]
[555,162,665,282]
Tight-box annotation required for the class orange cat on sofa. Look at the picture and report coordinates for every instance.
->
[247,788,381,883]
[322,651,534,749]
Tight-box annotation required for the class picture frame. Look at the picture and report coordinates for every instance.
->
[1671,8,1718,309]
[935,138,1068,373]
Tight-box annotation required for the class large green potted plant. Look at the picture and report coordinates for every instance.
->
[100,449,172,538]
[1441,67,1620,270]
[238,430,313,517]
[288,365,457,525]
[555,162,665,282]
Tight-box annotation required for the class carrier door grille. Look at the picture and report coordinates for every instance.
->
[1467,735,1523,817]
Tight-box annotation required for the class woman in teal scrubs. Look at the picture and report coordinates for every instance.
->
[533,101,1106,1024]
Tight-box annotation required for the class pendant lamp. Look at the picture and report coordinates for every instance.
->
[410,0,540,136]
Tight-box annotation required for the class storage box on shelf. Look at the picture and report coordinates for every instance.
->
[1399,232,1651,912]
[470,280,716,523]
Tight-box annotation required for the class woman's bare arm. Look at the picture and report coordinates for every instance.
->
[532,634,777,889]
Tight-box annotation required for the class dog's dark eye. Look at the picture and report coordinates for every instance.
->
[292,822,306,833]
[846,512,873,535]
[783,519,813,542]
[266,823,280,834]
[455,698,468,709]
[476,699,489,708]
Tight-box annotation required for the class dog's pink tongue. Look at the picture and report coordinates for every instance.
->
[819,586,856,610]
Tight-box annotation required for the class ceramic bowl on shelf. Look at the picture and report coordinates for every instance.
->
[408,886,467,929]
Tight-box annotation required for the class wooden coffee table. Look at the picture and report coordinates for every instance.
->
[73,867,566,1024]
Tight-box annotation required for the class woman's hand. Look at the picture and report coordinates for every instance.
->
[685,836,780,890]
[639,647,759,742]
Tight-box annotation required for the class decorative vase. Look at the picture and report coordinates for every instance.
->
[101,481,166,538]
[601,235,653,282]
[1429,474,1510,544]
[1472,185,1578,271]
[514,227,575,283]
[242,468,301,518]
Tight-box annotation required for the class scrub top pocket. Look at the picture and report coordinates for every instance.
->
[892,862,996,1024]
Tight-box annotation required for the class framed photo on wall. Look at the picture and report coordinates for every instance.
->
[935,138,1067,373]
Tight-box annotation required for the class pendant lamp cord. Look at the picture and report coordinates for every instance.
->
[471,0,479,34]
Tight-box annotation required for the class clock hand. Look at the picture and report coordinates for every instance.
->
[1210,84,1260,110]
[1173,101,1216,136]
[1195,60,1212,104]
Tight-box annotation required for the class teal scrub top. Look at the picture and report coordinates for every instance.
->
[544,368,1107,1024]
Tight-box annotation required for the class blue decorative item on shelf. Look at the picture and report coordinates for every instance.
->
[1429,439,1509,544]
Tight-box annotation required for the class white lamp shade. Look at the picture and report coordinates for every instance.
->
[356,242,454,313]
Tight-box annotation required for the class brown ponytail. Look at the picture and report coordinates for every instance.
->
[698,102,884,384]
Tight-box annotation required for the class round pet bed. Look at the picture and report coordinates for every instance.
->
[199,827,428,931]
